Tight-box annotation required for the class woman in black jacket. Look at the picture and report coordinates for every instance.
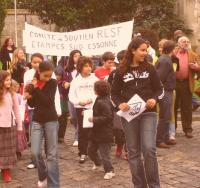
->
[88,80,115,180]
[111,37,164,188]
[24,62,59,188]
[0,37,16,70]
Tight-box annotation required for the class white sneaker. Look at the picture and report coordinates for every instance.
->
[73,141,78,147]
[37,178,47,188]
[92,164,101,170]
[104,171,115,180]
[169,135,176,140]
[79,155,87,164]
[27,163,36,169]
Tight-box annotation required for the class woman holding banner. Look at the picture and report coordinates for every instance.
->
[111,37,164,188]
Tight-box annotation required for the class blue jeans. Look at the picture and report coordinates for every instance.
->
[28,109,34,143]
[121,112,160,188]
[31,121,60,188]
[68,101,78,141]
[157,91,173,144]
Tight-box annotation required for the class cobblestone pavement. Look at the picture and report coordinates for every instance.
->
[0,120,200,188]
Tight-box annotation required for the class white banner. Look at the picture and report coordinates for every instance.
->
[23,21,133,56]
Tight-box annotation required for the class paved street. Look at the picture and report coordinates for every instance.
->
[0,118,200,188]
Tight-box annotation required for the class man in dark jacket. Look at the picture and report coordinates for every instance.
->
[155,40,176,148]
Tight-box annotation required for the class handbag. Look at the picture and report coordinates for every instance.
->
[16,129,28,152]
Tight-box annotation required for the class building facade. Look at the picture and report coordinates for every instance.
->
[0,9,56,47]
[176,0,200,46]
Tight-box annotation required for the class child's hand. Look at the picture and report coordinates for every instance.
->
[31,78,37,88]
[23,92,32,100]
[146,99,156,109]
[79,101,86,106]
[86,99,93,105]
[79,99,92,106]
[88,117,93,122]
[63,82,70,89]
[119,103,130,112]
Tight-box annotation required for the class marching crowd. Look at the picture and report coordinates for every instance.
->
[0,29,200,188]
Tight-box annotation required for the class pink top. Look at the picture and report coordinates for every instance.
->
[176,52,189,80]
[0,91,22,130]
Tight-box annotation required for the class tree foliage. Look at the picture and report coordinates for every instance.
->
[5,0,193,39]
[0,1,6,37]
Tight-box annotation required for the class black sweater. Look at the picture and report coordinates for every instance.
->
[11,61,27,85]
[0,47,16,70]
[27,79,58,124]
[111,63,164,113]
[89,96,114,143]
[155,54,176,91]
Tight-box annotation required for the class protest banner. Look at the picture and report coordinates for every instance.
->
[23,21,134,56]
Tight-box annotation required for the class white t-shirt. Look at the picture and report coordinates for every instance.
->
[69,73,98,109]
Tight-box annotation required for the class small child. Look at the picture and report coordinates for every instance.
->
[0,70,22,183]
[108,50,128,160]
[88,80,115,180]
[55,67,68,143]
[11,80,27,159]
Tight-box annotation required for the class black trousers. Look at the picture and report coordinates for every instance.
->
[113,129,125,146]
[58,112,68,139]
[76,108,90,155]
[157,91,173,144]
[175,80,193,133]
[88,141,114,173]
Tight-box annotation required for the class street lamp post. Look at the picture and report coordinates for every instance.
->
[14,0,18,47]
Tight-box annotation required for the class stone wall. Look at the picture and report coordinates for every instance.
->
[0,9,56,48]
[176,0,200,46]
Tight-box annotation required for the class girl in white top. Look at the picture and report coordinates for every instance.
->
[69,56,98,163]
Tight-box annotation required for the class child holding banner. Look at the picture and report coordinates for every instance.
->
[88,80,115,180]
[111,37,163,188]
[69,56,98,163]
